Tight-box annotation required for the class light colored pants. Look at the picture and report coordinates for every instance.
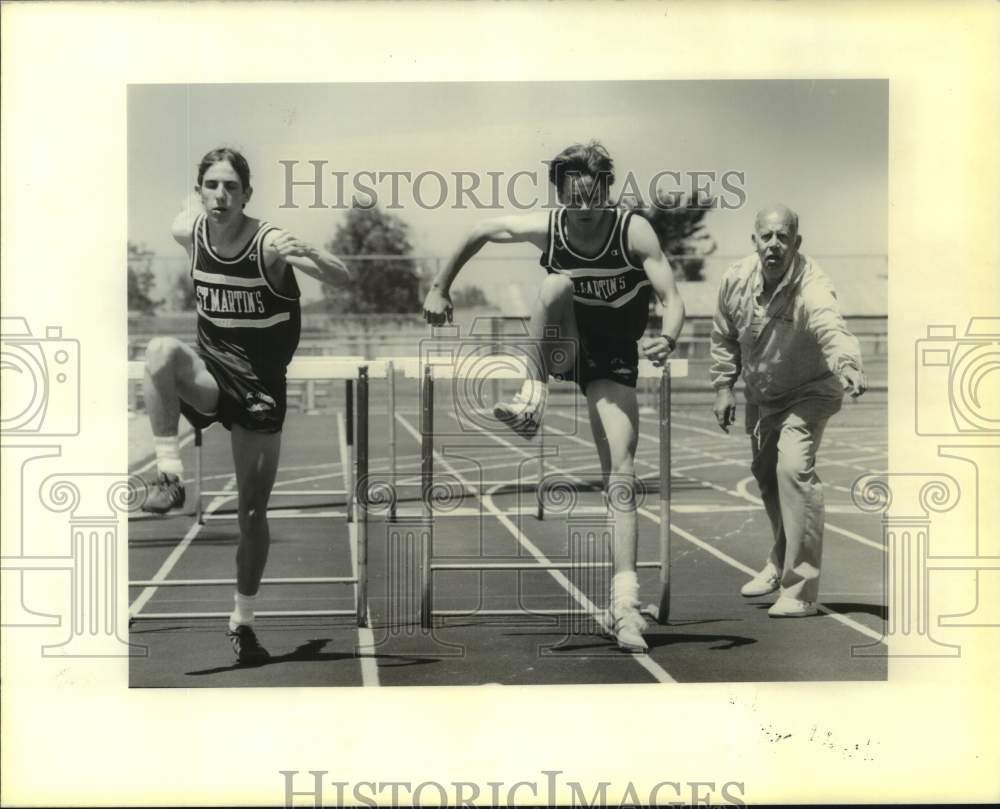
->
[749,402,830,602]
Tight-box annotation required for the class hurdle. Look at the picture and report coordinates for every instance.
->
[381,355,553,520]
[403,357,688,629]
[127,357,384,626]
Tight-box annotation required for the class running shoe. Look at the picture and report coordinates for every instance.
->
[611,604,649,653]
[493,392,543,440]
[140,472,186,514]
[740,563,781,597]
[226,624,271,665]
[768,596,818,618]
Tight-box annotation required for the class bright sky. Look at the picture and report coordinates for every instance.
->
[128,80,887,305]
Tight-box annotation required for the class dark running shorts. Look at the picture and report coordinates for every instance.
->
[550,333,639,394]
[180,347,288,434]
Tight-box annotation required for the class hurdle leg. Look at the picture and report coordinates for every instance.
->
[388,359,398,522]
[490,316,501,407]
[356,367,369,627]
[345,379,354,524]
[195,428,203,525]
[657,364,672,624]
[536,423,545,520]
[305,380,316,414]
[420,364,434,630]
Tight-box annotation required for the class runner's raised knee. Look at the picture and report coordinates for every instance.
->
[539,272,574,307]
[145,336,185,378]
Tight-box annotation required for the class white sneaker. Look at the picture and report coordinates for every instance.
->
[740,565,781,597]
[611,604,648,653]
[768,596,818,618]
[493,392,543,440]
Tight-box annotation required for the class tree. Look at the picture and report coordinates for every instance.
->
[626,191,717,282]
[167,269,198,311]
[322,205,421,313]
[127,242,162,314]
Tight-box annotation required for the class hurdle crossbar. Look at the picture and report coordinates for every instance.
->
[200,489,347,497]
[129,576,357,587]
[411,358,686,629]
[430,561,665,571]
[131,610,357,621]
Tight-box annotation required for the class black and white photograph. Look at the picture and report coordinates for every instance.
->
[126,80,888,687]
[3,3,997,807]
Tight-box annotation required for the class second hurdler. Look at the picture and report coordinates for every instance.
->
[423,142,685,652]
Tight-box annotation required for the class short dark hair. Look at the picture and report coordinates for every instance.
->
[548,141,615,192]
[197,147,251,191]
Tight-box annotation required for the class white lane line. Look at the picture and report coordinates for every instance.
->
[666,416,739,439]
[823,448,888,461]
[673,458,746,474]
[542,411,884,642]
[396,411,676,684]
[822,458,888,475]
[826,523,886,551]
[270,470,347,488]
[350,519,379,688]
[338,411,380,688]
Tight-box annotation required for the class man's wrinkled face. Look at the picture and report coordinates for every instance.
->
[753,211,801,279]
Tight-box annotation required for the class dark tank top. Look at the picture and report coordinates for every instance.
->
[539,207,651,340]
[190,214,301,369]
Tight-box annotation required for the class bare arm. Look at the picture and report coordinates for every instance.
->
[423,212,549,325]
[171,192,203,253]
[627,215,686,366]
[261,230,352,290]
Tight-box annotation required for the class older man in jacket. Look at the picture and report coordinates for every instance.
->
[710,205,867,617]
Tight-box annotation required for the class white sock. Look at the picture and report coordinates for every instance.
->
[154,435,183,477]
[611,571,640,611]
[229,592,256,631]
[518,379,548,408]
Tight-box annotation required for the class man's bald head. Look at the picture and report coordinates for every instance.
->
[754,204,799,236]
[752,204,802,283]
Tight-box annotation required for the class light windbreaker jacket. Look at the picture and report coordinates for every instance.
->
[710,253,863,429]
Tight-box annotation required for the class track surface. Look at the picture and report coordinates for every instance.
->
[129,379,888,687]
